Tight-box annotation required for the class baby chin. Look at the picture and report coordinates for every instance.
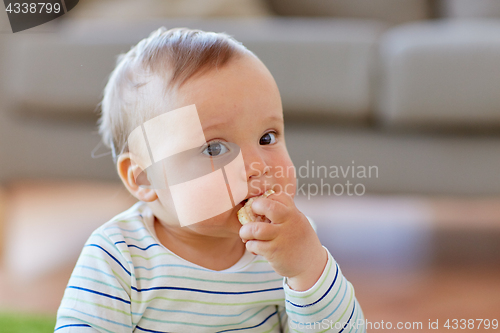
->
[187,206,244,236]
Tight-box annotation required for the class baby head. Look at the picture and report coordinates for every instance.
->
[99,27,296,232]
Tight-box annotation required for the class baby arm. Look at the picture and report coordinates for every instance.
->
[55,229,133,332]
[239,192,365,332]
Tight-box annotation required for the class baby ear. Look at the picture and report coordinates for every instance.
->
[117,153,158,202]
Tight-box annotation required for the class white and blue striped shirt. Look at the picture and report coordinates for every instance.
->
[56,202,365,332]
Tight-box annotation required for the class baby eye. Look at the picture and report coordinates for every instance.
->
[202,141,229,157]
[259,132,277,145]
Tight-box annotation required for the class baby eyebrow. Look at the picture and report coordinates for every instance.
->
[202,114,283,134]
[267,115,283,122]
[202,123,225,132]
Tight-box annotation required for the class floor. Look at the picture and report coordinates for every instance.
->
[0,181,499,332]
[347,265,500,332]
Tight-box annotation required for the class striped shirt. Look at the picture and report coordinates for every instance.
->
[55,202,365,332]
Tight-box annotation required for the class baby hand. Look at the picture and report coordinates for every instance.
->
[239,191,327,291]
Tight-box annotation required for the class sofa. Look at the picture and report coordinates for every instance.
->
[1,0,500,195]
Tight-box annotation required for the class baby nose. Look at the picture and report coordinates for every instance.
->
[242,146,271,180]
[247,161,270,179]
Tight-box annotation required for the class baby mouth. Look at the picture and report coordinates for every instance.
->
[238,193,260,207]
[237,189,275,225]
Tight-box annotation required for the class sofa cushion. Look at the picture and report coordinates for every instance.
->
[377,20,500,128]
[441,0,500,18]
[241,19,386,119]
[267,0,431,25]
[2,18,386,121]
[69,0,273,20]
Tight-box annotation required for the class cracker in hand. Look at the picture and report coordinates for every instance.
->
[237,189,275,225]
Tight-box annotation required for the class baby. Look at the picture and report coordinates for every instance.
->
[55,27,365,332]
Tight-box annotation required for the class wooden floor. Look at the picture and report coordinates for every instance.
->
[346,265,500,332]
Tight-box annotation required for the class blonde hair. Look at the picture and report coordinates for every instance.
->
[98,27,250,161]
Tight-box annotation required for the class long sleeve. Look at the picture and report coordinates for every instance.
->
[55,227,134,332]
[283,247,365,333]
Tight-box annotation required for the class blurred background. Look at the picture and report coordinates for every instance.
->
[1,0,499,332]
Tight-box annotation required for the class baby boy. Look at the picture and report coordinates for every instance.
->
[55,27,365,332]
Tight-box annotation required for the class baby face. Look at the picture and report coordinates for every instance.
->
[149,54,296,235]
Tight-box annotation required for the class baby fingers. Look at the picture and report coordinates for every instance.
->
[239,222,279,242]
[244,239,278,259]
[251,198,288,224]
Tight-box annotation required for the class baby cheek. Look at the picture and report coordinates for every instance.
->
[271,159,297,197]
